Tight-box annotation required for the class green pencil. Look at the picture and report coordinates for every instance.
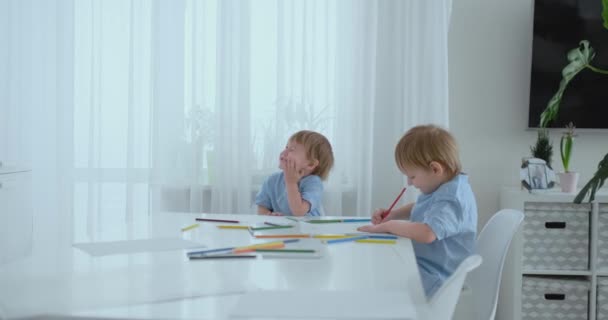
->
[250,225,295,231]
[254,249,316,253]
[307,219,342,224]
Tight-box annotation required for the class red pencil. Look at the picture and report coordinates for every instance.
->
[381,187,407,220]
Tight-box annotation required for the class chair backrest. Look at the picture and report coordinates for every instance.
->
[470,209,524,320]
[426,254,483,320]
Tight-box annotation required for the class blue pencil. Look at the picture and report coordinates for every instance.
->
[188,246,234,256]
[324,235,369,244]
[341,218,372,223]
[367,235,399,240]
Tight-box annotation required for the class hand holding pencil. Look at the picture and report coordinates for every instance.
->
[375,187,406,224]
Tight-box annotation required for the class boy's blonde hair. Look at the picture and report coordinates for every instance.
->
[289,130,334,180]
[394,125,462,179]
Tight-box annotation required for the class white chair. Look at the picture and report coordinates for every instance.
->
[454,209,524,320]
[422,254,483,320]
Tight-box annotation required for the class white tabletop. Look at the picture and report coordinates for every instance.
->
[0,213,425,319]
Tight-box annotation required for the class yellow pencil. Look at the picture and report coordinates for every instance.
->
[235,241,285,250]
[355,239,397,245]
[217,225,250,230]
[181,223,200,232]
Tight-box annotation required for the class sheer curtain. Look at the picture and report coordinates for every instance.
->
[0,0,451,244]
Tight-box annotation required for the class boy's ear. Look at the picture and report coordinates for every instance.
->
[429,161,444,175]
[307,159,320,170]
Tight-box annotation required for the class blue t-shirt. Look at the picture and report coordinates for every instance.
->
[255,171,324,216]
[410,173,477,297]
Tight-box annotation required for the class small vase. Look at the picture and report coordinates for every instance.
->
[558,172,579,193]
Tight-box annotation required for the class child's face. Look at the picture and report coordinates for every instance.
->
[401,163,448,194]
[279,140,315,173]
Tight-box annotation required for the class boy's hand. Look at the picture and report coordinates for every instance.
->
[371,208,387,225]
[258,211,284,216]
[283,159,305,185]
[357,222,389,233]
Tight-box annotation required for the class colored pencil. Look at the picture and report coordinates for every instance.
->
[233,242,284,254]
[181,223,200,232]
[188,246,235,256]
[324,235,369,244]
[367,235,399,240]
[189,254,256,260]
[188,239,300,256]
[196,218,239,223]
[264,222,282,226]
[341,218,372,223]
[355,239,397,244]
[254,234,311,239]
[307,219,343,224]
[381,187,407,220]
[313,234,354,239]
[217,225,249,230]
[255,249,316,253]
[250,225,294,231]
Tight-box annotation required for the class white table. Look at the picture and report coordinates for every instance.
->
[0,213,426,319]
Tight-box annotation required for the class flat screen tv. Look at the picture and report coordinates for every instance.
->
[528,0,608,129]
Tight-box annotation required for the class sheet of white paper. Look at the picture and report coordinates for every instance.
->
[230,290,417,319]
[73,238,204,256]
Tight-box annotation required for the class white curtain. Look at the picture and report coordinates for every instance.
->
[0,0,451,243]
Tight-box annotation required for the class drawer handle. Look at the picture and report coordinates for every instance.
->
[544,293,565,300]
[545,222,566,229]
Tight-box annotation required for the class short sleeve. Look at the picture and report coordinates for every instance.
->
[300,175,323,215]
[255,177,272,210]
[422,197,462,240]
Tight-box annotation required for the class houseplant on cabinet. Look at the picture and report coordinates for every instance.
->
[558,122,578,193]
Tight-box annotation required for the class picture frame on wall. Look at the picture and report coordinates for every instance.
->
[520,158,556,191]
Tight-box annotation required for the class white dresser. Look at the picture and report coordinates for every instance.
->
[498,187,608,320]
[0,166,33,265]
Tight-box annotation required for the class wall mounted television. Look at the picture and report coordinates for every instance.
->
[528,0,608,129]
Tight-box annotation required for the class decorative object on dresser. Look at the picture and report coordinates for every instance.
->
[557,122,579,193]
[530,129,554,169]
[520,158,556,191]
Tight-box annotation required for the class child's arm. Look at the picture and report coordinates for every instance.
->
[285,182,310,216]
[386,202,414,220]
[257,205,272,215]
[358,220,437,244]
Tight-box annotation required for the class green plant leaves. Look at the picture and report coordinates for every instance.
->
[540,41,596,128]
[603,0,608,30]
[560,135,572,172]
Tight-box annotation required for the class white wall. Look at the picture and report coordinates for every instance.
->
[449,0,608,230]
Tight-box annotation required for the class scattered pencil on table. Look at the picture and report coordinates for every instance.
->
[254,234,311,239]
[307,218,371,224]
[189,254,256,260]
[250,225,294,231]
[181,223,199,232]
[323,235,369,244]
[255,249,316,253]
[217,225,250,230]
[196,218,240,223]
[355,239,397,245]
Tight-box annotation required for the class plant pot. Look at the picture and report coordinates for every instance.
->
[558,172,579,193]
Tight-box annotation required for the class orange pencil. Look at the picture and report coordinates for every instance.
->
[381,187,407,220]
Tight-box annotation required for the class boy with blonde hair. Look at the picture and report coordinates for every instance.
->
[358,124,477,297]
[256,130,334,216]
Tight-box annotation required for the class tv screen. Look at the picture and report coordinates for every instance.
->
[528,0,608,129]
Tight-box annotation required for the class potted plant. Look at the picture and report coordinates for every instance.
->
[558,122,578,193]
[530,129,553,169]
